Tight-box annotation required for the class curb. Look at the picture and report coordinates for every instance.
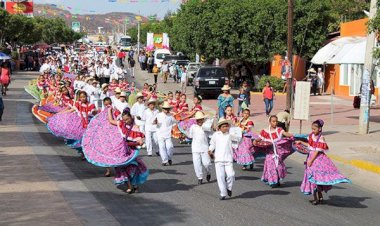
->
[328,154,380,175]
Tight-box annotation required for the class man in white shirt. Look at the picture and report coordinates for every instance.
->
[131,93,146,133]
[102,64,111,84]
[180,67,188,94]
[188,112,211,185]
[161,61,169,83]
[154,101,177,166]
[142,98,159,156]
[208,118,235,200]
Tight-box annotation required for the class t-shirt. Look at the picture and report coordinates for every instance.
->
[263,87,274,100]
[189,124,209,153]
[156,112,176,139]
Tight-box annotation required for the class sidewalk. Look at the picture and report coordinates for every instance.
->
[132,66,380,193]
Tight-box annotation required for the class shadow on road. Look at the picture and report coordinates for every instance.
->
[143,178,195,193]
[326,195,370,208]
[233,190,291,199]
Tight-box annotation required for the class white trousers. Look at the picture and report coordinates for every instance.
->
[158,137,173,163]
[215,162,235,197]
[145,130,157,155]
[192,152,212,179]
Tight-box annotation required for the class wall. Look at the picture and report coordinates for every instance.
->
[340,18,369,37]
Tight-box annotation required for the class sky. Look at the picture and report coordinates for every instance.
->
[33,0,182,18]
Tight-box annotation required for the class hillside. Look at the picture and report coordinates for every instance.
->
[34,4,146,35]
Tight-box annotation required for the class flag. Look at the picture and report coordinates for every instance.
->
[135,16,142,21]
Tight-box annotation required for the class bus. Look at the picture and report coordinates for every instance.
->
[118,35,132,51]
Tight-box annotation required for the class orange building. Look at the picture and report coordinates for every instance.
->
[318,18,379,101]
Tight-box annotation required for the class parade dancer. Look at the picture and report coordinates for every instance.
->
[142,98,159,156]
[131,92,146,134]
[295,120,351,205]
[208,118,235,200]
[155,101,176,166]
[108,108,149,194]
[234,109,255,170]
[188,112,212,185]
[253,115,293,188]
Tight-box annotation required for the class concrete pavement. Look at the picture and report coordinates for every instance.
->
[1,70,380,225]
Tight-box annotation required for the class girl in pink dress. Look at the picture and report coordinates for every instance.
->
[295,120,351,205]
[107,107,149,194]
[177,96,203,139]
[47,91,96,155]
[234,109,255,170]
[253,115,293,187]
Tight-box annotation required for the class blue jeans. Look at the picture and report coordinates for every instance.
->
[264,98,273,115]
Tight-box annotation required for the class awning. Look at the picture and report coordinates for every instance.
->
[311,36,366,65]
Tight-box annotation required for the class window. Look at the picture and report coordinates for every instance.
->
[340,64,349,85]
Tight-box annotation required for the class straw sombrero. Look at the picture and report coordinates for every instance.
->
[101,83,109,90]
[221,85,231,91]
[120,91,127,97]
[217,117,232,127]
[136,92,144,99]
[161,101,172,109]
[194,111,206,120]
[147,98,157,105]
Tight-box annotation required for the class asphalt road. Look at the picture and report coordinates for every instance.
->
[11,72,380,226]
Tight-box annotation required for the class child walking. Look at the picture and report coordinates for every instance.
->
[188,111,212,185]
[209,118,235,200]
[142,98,159,156]
[155,101,177,166]
[237,88,247,116]
[295,119,351,205]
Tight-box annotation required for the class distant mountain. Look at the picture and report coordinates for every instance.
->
[34,4,146,35]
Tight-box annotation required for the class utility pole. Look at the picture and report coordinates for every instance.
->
[137,21,140,56]
[359,0,377,134]
[286,0,294,111]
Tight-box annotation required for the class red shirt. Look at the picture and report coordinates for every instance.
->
[191,104,203,112]
[177,102,189,112]
[263,87,274,100]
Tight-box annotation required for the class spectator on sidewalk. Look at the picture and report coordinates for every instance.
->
[0,62,11,96]
[262,81,274,117]
[162,62,169,83]
[152,64,160,84]
[147,55,154,73]
[217,85,234,118]
[130,58,136,78]
[180,67,188,94]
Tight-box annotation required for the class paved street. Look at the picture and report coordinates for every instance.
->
[1,72,380,226]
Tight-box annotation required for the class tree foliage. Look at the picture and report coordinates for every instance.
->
[127,0,369,63]
[0,9,84,47]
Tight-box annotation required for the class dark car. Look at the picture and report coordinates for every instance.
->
[194,66,229,97]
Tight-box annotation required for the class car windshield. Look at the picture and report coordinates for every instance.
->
[157,53,169,59]
[198,68,226,77]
